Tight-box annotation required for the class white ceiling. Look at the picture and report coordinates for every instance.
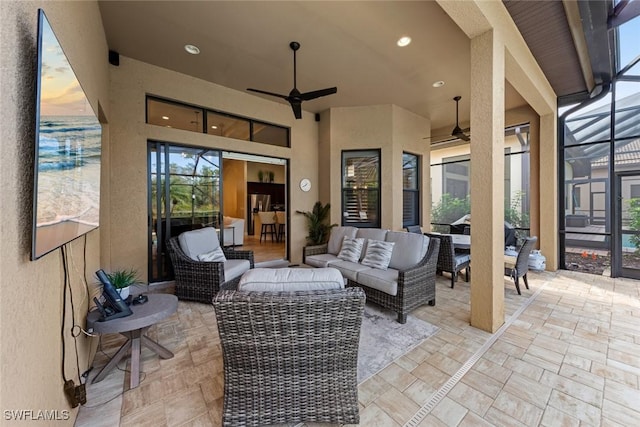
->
[98,0,528,132]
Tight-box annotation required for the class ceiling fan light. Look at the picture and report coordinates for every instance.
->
[432,80,445,88]
[184,44,200,55]
[397,36,412,47]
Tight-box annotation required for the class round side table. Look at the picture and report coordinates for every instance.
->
[87,293,178,389]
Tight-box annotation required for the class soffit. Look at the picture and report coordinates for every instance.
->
[503,0,590,99]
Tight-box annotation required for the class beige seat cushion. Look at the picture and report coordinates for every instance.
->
[305,254,341,268]
[356,268,399,296]
[330,260,371,282]
[238,267,345,292]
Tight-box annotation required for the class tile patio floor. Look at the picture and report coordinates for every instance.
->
[76,269,640,426]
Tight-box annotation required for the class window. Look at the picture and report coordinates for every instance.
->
[403,153,420,227]
[146,96,290,147]
[342,150,381,227]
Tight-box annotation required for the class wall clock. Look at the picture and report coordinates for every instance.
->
[299,178,311,192]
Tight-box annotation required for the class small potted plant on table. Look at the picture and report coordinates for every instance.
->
[106,268,141,300]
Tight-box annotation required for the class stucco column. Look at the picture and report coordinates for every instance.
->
[470,30,505,333]
[539,113,558,269]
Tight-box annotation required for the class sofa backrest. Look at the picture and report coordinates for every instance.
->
[178,227,220,260]
[356,228,389,260]
[327,226,358,255]
[385,231,430,270]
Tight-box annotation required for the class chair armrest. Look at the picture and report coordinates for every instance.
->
[224,249,255,268]
[303,243,329,263]
[397,238,440,287]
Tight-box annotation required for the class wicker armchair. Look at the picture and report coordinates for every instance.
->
[426,233,470,288]
[505,236,537,295]
[167,237,254,303]
[213,288,365,426]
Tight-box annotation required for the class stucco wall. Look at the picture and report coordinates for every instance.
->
[325,105,431,230]
[107,57,318,272]
[0,1,109,424]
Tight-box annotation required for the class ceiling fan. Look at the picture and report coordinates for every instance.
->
[247,41,337,119]
[424,96,471,143]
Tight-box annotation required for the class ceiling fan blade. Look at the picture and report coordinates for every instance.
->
[291,102,302,119]
[456,133,471,142]
[423,133,451,140]
[300,87,337,101]
[247,88,288,100]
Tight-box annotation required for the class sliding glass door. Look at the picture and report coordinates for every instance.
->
[148,142,222,282]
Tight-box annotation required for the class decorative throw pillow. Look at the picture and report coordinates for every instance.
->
[361,239,395,270]
[337,237,365,263]
[197,247,227,262]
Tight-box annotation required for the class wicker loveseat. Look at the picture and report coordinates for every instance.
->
[213,286,365,426]
[167,227,254,303]
[303,227,440,323]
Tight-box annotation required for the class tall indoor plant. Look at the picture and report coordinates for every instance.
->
[297,201,336,245]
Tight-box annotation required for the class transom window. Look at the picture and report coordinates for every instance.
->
[146,96,290,147]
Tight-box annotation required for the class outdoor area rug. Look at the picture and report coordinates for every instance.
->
[358,303,439,384]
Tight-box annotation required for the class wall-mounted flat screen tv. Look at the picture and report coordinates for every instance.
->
[32,9,102,260]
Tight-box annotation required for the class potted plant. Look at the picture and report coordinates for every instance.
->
[105,268,141,299]
[257,170,264,182]
[268,170,275,183]
[296,201,337,245]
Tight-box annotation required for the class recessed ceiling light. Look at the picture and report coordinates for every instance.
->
[162,116,170,120]
[211,125,218,129]
[397,36,411,47]
[432,81,445,88]
[184,44,200,55]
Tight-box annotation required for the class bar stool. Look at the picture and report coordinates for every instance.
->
[275,211,286,242]
[258,211,277,243]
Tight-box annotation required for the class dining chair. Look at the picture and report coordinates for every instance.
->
[504,236,537,295]
[426,233,470,288]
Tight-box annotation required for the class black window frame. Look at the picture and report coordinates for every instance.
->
[402,152,420,228]
[341,149,381,228]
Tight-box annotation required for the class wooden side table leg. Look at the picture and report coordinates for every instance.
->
[92,339,132,383]
[129,329,142,389]
[141,335,174,359]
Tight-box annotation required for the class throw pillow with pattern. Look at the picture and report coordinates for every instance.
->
[337,237,365,263]
[361,239,395,270]
[197,247,227,262]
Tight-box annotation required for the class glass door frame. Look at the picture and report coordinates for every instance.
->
[613,170,640,279]
[148,141,223,283]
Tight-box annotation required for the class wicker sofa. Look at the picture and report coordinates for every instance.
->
[303,226,440,323]
[167,227,254,303]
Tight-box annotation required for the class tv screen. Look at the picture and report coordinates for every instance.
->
[32,9,102,260]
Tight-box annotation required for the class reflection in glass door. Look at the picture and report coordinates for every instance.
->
[148,142,222,282]
[615,172,640,279]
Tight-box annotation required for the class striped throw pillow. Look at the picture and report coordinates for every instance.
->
[361,239,395,270]
[337,237,365,263]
